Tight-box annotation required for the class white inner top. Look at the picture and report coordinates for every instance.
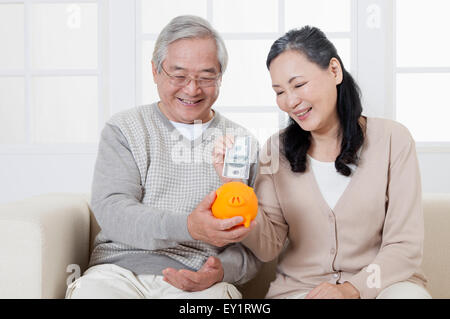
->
[308,155,356,210]
[170,118,214,141]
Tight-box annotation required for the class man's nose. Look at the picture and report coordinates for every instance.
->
[183,79,202,96]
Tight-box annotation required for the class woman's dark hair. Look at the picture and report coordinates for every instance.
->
[267,26,364,176]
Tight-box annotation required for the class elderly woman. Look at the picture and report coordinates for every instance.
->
[232,26,430,299]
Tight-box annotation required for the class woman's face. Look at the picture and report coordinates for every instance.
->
[269,50,343,135]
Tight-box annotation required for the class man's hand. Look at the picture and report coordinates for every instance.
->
[305,282,360,299]
[162,256,224,292]
[187,191,255,247]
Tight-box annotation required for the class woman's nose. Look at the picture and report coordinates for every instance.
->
[286,92,302,110]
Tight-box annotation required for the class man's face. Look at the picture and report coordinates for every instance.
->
[152,37,222,124]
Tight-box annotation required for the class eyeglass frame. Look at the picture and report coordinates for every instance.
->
[159,64,222,88]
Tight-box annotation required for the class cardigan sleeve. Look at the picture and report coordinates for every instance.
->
[347,125,424,299]
[242,138,289,262]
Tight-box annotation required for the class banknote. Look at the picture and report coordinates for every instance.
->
[222,135,251,180]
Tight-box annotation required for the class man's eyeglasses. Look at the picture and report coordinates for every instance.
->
[160,64,221,88]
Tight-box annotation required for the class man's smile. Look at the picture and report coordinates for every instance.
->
[177,97,204,106]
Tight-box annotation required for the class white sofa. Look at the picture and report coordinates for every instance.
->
[1,193,449,299]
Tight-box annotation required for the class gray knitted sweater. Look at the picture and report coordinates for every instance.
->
[88,103,261,285]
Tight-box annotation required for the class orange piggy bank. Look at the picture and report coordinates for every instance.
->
[211,182,258,228]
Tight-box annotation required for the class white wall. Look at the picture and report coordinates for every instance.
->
[418,153,450,194]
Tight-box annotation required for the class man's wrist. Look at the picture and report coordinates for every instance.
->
[186,213,198,241]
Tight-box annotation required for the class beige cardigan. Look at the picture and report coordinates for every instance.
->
[243,118,427,299]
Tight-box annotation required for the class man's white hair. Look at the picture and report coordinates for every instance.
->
[152,15,228,73]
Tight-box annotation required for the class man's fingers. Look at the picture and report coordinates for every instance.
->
[217,216,244,230]
[198,191,217,210]
[178,269,202,284]
[218,218,254,237]
[228,225,252,241]
[178,275,204,292]
[198,256,221,274]
[206,218,254,245]
[199,256,216,270]
[162,267,176,276]
[177,269,201,284]
[205,256,220,268]
[210,224,252,246]
[163,269,198,291]
[162,268,181,289]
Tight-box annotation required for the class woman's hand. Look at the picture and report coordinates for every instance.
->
[305,282,360,299]
[212,135,241,184]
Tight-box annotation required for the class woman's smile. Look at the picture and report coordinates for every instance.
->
[293,104,313,121]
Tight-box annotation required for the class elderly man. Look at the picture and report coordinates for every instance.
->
[65,15,260,299]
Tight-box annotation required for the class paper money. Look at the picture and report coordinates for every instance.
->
[222,136,251,180]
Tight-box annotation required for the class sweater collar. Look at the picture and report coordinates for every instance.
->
[152,102,222,146]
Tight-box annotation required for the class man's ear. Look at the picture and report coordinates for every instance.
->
[151,61,158,84]
[216,73,223,87]
[329,58,343,85]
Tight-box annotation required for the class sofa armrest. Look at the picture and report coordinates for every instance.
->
[0,193,91,299]
[422,193,450,299]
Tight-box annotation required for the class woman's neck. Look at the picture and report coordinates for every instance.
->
[308,118,342,162]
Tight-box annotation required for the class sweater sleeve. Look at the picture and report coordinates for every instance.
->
[90,123,194,250]
[242,138,289,262]
[347,127,424,299]
[218,243,263,285]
